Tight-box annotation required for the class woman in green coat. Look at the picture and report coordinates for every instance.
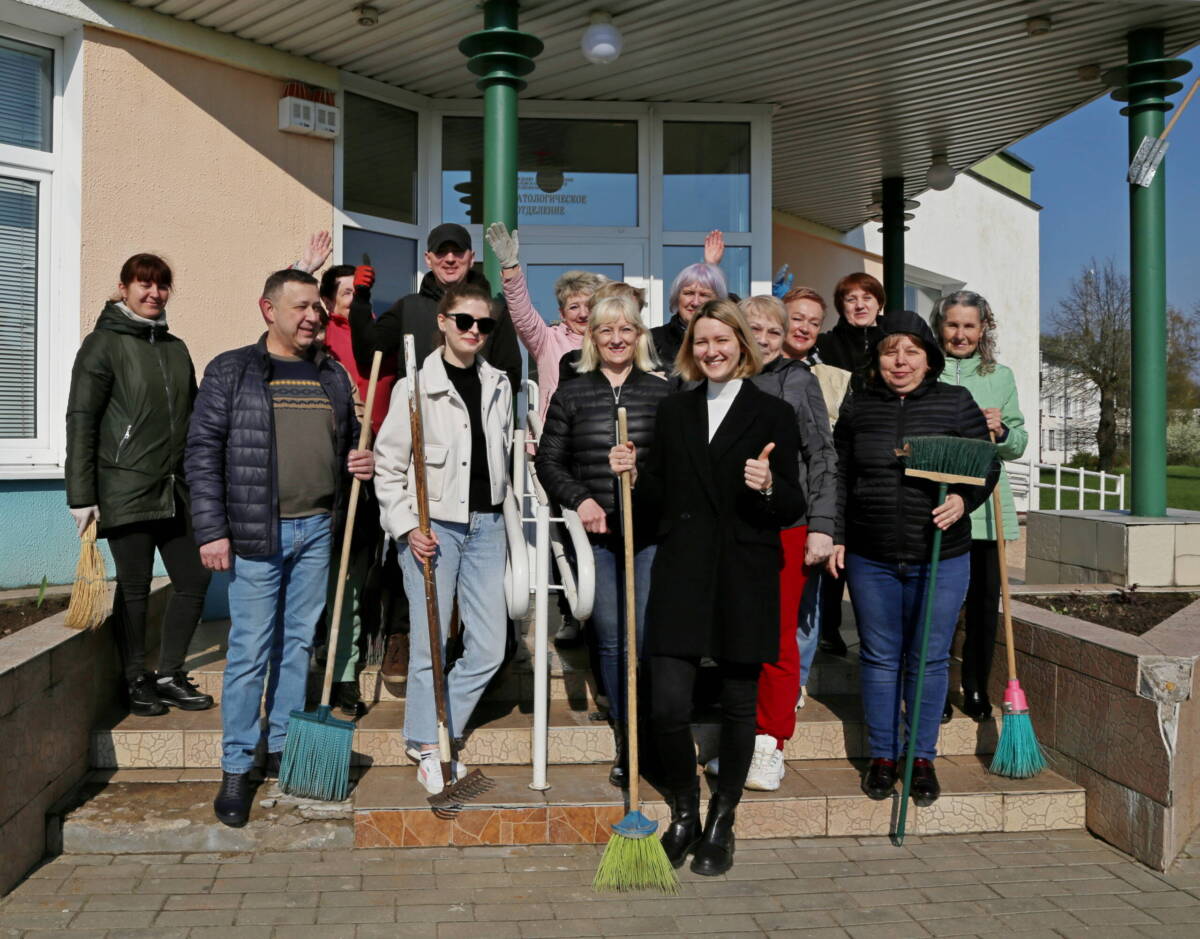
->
[932,291,1027,722]
[65,254,212,717]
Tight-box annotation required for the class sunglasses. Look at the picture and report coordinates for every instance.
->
[446,312,496,335]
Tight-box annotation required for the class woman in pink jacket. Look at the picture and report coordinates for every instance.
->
[485,223,609,420]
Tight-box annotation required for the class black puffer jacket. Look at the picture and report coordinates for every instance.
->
[536,368,669,545]
[185,336,359,558]
[834,311,998,564]
[815,315,882,392]
[649,314,687,371]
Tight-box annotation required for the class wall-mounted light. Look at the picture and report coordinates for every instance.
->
[1025,15,1052,38]
[355,4,380,27]
[926,155,955,191]
[1077,64,1101,83]
[581,11,623,65]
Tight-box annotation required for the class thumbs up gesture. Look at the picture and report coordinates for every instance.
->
[744,442,775,493]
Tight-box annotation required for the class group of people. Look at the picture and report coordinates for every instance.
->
[64,219,1026,875]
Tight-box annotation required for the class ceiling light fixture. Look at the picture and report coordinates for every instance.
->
[1025,15,1052,38]
[355,5,380,27]
[926,155,955,191]
[581,11,623,65]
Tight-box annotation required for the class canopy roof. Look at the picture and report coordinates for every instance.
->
[124,0,1200,231]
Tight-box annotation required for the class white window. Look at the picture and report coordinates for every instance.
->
[0,22,79,475]
[1047,429,1057,451]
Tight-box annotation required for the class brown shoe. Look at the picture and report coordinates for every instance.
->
[381,633,409,682]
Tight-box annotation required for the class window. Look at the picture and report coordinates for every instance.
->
[342,227,417,315]
[0,35,52,151]
[441,116,638,227]
[343,93,418,224]
[0,176,38,438]
[1047,429,1057,451]
[663,121,750,232]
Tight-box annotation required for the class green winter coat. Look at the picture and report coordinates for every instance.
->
[65,302,197,532]
[939,353,1026,541]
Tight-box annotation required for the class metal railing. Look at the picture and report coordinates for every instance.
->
[1006,458,1126,511]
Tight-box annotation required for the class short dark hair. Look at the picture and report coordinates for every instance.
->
[120,253,173,290]
[319,264,356,303]
[833,272,885,315]
[262,268,317,302]
[436,281,494,318]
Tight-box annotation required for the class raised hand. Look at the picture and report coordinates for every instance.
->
[484,222,521,270]
[744,442,775,492]
[354,266,375,292]
[771,264,794,299]
[703,230,725,266]
[297,230,332,274]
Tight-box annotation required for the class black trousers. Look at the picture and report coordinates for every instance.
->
[650,654,760,801]
[819,569,844,638]
[961,539,1001,695]
[105,502,211,683]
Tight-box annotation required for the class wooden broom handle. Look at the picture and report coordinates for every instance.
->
[1161,78,1200,142]
[320,350,384,707]
[989,431,1018,683]
[617,408,641,811]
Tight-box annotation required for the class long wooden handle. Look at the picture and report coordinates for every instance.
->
[989,431,1017,683]
[320,350,384,708]
[405,337,452,782]
[1161,77,1200,142]
[617,408,640,811]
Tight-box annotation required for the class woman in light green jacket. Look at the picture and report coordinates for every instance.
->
[932,291,1027,723]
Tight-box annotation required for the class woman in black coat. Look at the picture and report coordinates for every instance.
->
[611,299,805,877]
[535,292,669,788]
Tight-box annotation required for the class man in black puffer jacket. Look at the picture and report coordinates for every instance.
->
[186,270,375,829]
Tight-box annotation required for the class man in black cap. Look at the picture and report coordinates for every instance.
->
[348,222,522,392]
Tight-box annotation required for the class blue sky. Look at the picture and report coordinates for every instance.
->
[1010,73,1200,325]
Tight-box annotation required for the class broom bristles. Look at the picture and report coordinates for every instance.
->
[990,710,1047,779]
[66,520,109,630]
[593,832,679,894]
[902,435,997,480]
[278,705,354,801]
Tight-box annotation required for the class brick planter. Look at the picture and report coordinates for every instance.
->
[995,591,1200,869]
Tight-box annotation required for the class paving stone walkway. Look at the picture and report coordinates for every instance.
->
[3,829,1200,938]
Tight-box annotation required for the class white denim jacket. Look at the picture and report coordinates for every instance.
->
[374,349,513,538]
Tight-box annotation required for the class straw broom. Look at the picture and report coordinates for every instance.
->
[594,408,678,894]
[278,351,383,802]
[987,432,1047,779]
[893,435,997,846]
[66,518,109,630]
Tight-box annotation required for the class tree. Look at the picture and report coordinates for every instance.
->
[1042,260,1130,470]
[1167,305,1200,413]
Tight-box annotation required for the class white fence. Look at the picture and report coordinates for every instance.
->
[1005,458,1126,512]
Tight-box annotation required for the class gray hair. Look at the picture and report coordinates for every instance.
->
[554,270,609,311]
[931,290,998,375]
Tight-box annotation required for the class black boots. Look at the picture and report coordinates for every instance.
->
[334,681,365,719]
[911,758,941,806]
[862,758,898,800]
[608,724,628,788]
[691,793,737,876]
[660,783,702,868]
[961,690,992,722]
[155,671,214,710]
[213,771,252,827]
[128,673,167,716]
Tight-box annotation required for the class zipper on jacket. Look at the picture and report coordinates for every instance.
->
[153,337,178,517]
[115,424,132,465]
[894,397,907,563]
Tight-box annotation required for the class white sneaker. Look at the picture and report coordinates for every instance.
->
[416,750,468,795]
[744,734,785,791]
[704,757,720,776]
[796,685,807,710]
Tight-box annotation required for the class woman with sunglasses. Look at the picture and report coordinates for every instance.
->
[374,282,514,795]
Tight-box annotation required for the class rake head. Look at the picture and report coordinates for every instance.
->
[426,768,496,818]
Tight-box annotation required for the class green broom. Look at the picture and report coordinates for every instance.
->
[893,435,997,846]
[279,351,383,802]
[594,409,678,894]
[987,433,1046,779]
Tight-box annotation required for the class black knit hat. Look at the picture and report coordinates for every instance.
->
[874,309,945,380]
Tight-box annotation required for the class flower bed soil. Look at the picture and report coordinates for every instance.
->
[1020,590,1198,636]
[0,595,71,639]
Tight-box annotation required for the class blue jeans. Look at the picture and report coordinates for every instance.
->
[591,541,655,724]
[400,512,507,746]
[222,515,332,773]
[797,567,824,688]
[845,551,970,761]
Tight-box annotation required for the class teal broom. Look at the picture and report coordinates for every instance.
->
[987,433,1046,779]
[894,435,997,846]
[594,408,678,894]
[279,350,383,801]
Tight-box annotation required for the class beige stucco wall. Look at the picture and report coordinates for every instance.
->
[772,212,883,329]
[80,28,334,370]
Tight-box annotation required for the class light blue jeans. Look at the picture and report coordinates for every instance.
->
[400,512,507,746]
[797,567,824,690]
[591,541,655,724]
[221,515,332,773]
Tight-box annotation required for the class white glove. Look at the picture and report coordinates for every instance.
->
[70,505,100,537]
[484,222,520,269]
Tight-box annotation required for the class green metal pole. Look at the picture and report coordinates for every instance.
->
[459,0,542,296]
[1126,29,1169,516]
[881,177,906,313]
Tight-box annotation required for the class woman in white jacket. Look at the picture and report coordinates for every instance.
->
[374,282,514,794]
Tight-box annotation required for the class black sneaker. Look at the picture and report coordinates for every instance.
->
[128,674,168,717]
[334,681,365,719]
[263,752,281,779]
[213,771,252,827]
[156,671,214,711]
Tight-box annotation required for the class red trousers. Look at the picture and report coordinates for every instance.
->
[756,525,808,746]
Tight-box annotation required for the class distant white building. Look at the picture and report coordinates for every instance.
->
[1038,353,1129,464]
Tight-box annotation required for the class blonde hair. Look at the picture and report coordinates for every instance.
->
[738,295,786,330]
[675,299,763,382]
[576,294,660,373]
[554,270,609,310]
[589,279,646,311]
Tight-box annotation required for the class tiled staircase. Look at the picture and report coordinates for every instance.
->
[89,612,1085,848]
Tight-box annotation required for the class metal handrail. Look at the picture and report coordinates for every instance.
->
[501,486,530,619]
[1011,457,1127,511]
